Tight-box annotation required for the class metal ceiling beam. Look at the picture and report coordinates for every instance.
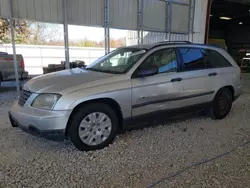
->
[223,0,250,4]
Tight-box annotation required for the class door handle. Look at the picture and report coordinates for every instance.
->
[171,78,182,82]
[208,72,217,76]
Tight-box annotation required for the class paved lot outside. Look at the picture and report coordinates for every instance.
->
[0,75,250,188]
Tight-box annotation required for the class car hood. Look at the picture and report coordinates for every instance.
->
[24,68,117,94]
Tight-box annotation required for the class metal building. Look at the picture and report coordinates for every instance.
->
[0,0,209,94]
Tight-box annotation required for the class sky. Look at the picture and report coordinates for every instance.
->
[65,25,128,41]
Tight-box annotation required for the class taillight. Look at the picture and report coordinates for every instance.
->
[21,58,24,68]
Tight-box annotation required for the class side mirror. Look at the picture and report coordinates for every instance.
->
[136,66,158,77]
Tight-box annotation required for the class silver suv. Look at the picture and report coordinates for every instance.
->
[9,42,242,151]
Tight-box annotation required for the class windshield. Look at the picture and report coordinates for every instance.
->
[86,48,146,74]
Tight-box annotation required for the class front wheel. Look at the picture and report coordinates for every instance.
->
[208,88,233,119]
[68,103,118,151]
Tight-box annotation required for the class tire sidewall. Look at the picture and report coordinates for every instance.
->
[211,88,233,119]
[69,103,118,151]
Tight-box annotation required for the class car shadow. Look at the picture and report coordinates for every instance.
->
[0,86,16,93]
[120,111,206,134]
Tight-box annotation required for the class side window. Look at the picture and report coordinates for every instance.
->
[140,48,177,74]
[180,48,205,71]
[204,49,232,68]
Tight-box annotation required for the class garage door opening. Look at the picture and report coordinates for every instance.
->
[207,0,250,69]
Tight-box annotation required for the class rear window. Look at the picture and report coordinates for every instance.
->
[203,49,232,68]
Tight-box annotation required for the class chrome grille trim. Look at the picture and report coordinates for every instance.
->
[18,89,32,106]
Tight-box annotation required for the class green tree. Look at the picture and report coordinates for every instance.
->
[77,38,95,47]
[0,18,31,44]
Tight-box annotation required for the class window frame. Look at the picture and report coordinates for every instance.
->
[86,47,147,74]
[132,47,181,78]
[177,47,207,72]
[203,49,233,68]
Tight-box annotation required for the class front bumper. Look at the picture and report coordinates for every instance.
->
[9,102,72,141]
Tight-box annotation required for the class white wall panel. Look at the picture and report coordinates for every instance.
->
[193,0,208,43]
[109,0,137,30]
[143,0,167,32]
[170,33,189,41]
[0,44,108,75]
[171,4,189,33]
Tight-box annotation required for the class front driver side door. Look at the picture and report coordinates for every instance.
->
[131,47,185,117]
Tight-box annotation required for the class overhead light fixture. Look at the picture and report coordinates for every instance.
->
[239,22,243,25]
[220,16,232,20]
[210,14,213,17]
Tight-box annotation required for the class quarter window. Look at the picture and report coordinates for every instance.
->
[140,48,177,74]
[180,48,205,71]
[204,49,232,68]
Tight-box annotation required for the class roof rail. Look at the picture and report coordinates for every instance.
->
[150,40,192,49]
[157,40,192,44]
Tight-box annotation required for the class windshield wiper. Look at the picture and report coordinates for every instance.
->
[86,67,101,72]
[86,67,123,74]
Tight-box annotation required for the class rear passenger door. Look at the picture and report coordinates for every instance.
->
[178,47,217,106]
[203,49,234,92]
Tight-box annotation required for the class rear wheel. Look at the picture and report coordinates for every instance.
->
[208,88,233,119]
[68,103,118,151]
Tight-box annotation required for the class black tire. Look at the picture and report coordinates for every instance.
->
[208,88,233,119]
[68,103,118,151]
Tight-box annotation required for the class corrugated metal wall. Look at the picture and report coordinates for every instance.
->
[0,0,9,19]
[0,0,192,35]
[0,0,63,23]
[110,0,137,30]
[67,0,104,26]
[171,3,189,33]
[143,0,167,32]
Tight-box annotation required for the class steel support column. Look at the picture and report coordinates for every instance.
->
[188,0,195,42]
[104,0,110,54]
[165,0,168,40]
[62,0,70,69]
[137,0,144,44]
[204,0,213,44]
[8,0,20,96]
[192,0,196,42]
[166,0,172,41]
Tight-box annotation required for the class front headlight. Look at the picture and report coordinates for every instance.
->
[32,94,61,109]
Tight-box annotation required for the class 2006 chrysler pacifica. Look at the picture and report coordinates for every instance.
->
[9,41,242,151]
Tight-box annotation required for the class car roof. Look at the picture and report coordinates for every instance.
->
[120,41,225,51]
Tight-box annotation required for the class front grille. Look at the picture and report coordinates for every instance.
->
[18,89,32,106]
